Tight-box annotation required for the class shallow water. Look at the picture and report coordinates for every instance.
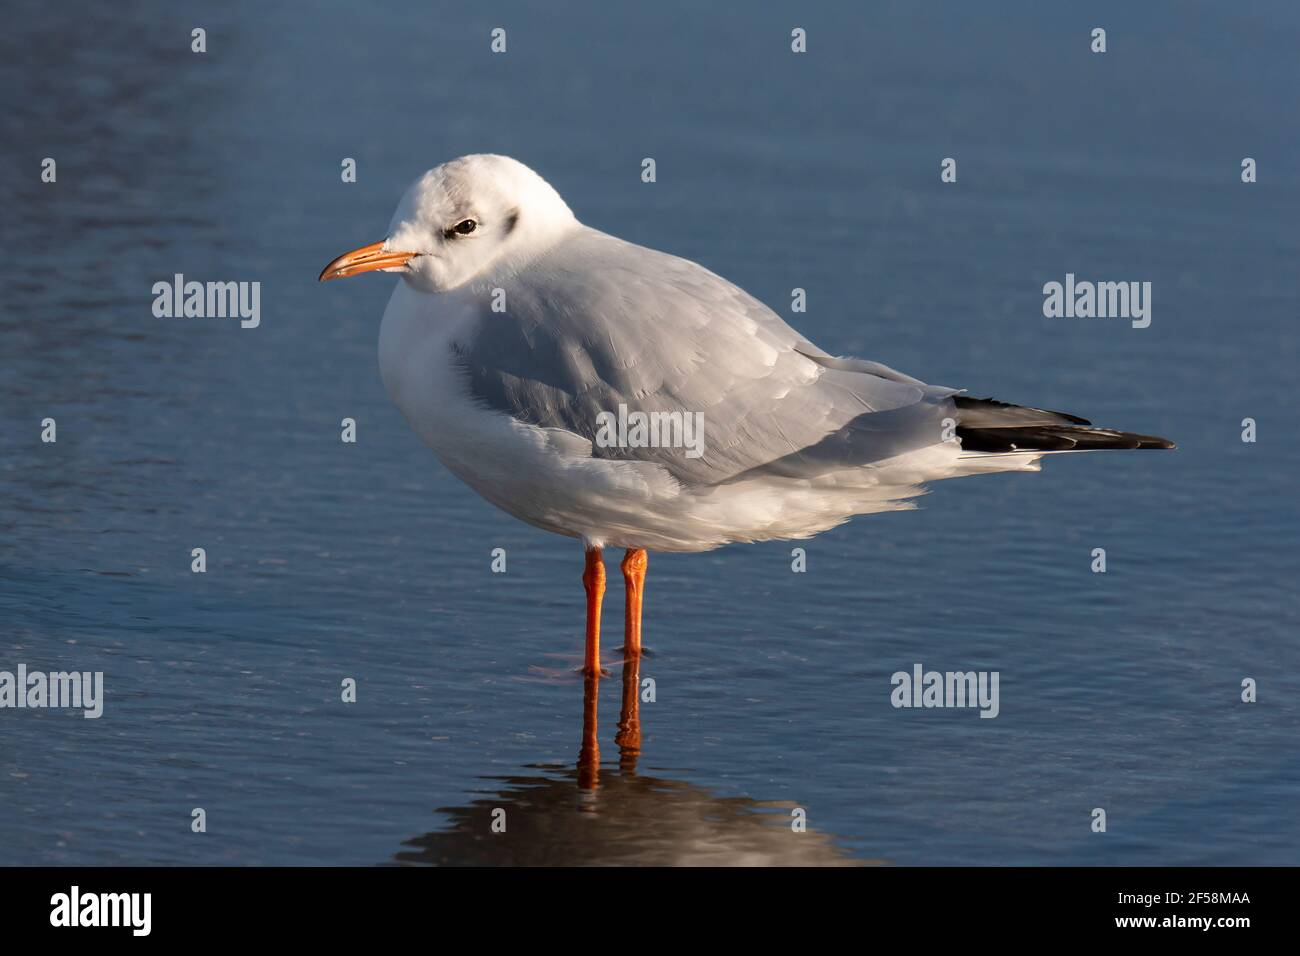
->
[2,0,1298,865]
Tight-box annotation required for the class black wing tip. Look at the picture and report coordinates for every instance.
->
[1120,430,1177,450]
[956,425,1177,453]
[952,397,1174,451]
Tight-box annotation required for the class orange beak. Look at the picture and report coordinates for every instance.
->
[318,240,417,281]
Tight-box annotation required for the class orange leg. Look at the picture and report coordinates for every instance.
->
[620,548,648,660]
[582,547,606,676]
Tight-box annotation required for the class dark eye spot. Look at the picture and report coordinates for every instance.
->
[452,218,477,236]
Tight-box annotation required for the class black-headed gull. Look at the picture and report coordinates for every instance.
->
[320,154,1173,674]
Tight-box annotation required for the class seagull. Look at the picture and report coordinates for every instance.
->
[320,154,1173,675]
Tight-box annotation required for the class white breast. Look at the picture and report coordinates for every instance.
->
[377,281,685,546]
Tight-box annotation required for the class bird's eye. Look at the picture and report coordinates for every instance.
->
[449,218,478,237]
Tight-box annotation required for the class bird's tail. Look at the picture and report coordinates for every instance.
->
[953,396,1175,452]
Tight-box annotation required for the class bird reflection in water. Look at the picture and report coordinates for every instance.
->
[395,655,870,866]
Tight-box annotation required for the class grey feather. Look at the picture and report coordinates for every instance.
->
[450,228,955,485]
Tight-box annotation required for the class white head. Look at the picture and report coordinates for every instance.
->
[320,154,578,292]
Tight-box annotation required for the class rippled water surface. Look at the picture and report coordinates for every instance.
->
[2,1,1298,865]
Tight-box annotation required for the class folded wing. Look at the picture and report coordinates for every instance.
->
[450,227,955,486]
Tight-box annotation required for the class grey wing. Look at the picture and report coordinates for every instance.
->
[452,227,956,486]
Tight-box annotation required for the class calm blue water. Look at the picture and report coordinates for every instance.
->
[2,0,1297,865]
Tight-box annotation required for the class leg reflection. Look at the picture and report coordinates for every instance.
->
[577,670,601,790]
[615,649,642,774]
[577,646,643,787]
[616,548,646,775]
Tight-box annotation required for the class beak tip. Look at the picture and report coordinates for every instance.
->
[318,240,413,283]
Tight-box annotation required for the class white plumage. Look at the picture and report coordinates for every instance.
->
[321,154,1174,685]
[324,154,1167,553]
